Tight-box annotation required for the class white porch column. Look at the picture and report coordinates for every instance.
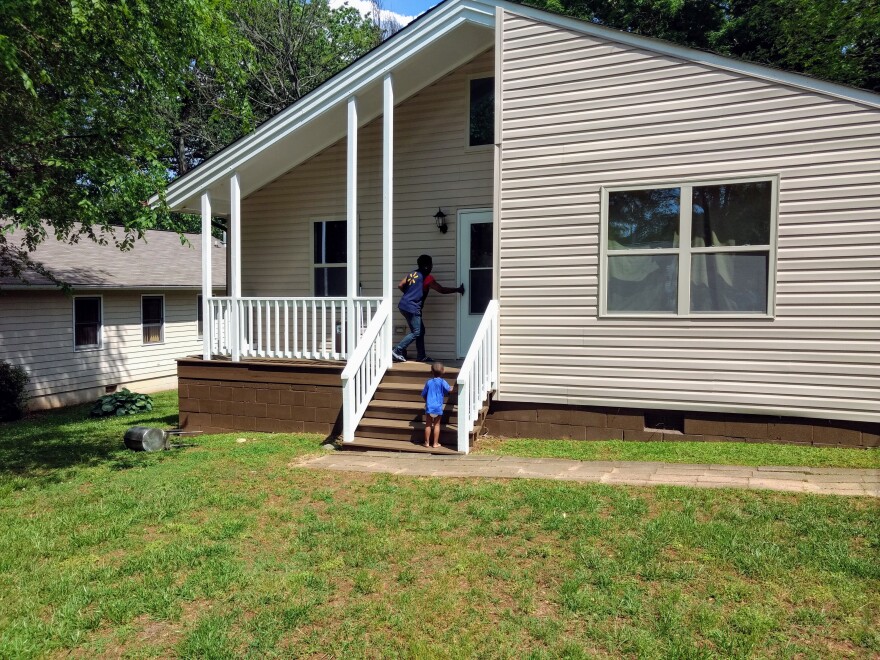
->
[382,74,394,361]
[229,172,242,362]
[346,96,359,355]
[200,192,213,361]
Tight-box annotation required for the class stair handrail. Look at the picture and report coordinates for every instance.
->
[456,300,499,454]
[341,298,392,443]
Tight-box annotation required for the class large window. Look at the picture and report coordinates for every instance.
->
[73,297,102,350]
[468,77,494,147]
[313,220,347,297]
[142,295,165,344]
[601,178,776,316]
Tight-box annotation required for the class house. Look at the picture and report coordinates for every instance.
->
[0,226,226,410]
[157,0,880,452]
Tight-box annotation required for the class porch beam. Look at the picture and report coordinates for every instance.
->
[346,96,359,355]
[382,74,394,360]
[200,191,212,361]
[229,172,242,362]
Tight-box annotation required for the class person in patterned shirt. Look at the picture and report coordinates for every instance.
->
[392,254,463,363]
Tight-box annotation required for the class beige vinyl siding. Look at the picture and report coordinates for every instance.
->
[0,290,203,405]
[498,12,880,424]
[241,50,495,359]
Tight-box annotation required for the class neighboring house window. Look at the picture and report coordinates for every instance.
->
[602,178,776,316]
[73,297,102,350]
[142,295,165,344]
[197,295,203,338]
[468,77,494,147]
[313,220,347,296]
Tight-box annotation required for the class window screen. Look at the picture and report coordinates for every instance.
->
[469,77,494,147]
[142,296,164,344]
[74,297,102,349]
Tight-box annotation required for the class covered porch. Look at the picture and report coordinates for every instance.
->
[180,16,499,452]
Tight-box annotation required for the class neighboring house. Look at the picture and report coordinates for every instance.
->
[0,226,226,410]
[155,0,880,452]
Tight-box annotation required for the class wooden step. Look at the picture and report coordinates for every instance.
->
[356,417,459,443]
[364,400,458,424]
[387,362,460,377]
[374,383,459,404]
[344,436,461,455]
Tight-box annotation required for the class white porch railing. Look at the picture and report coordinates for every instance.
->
[207,296,382,360]
[341,299,392,443]
[456,300,499,454]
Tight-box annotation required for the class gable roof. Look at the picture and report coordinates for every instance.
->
[156,0,880,216]
[1,224,226,290]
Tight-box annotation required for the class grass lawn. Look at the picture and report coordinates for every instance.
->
[0,391,878,658]
[475,437,880,470]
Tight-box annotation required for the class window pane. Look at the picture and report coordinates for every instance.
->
[607,254,678,313]
[690,252,769,313]
[74,298,101,348]
[142,297,163,324]
[692,181,772,247]
[469,77,494,147]
[469,269,492,315]
[608,188,680,249]
[323,221,347,264]
[142,297,163,344]
[197,295,203,337]
[314,267,347,297]
[313,222,323,264]
[470,222,493,268]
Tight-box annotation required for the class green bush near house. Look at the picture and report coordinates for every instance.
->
[0,360,29,421]
[90,388,153,417]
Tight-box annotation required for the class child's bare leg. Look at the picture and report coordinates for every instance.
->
[424,414,432,446]
[432,417,442,447]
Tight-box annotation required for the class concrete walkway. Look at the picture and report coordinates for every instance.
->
[301,451,880,497]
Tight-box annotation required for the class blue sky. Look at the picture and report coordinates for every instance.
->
[330,0,441,25]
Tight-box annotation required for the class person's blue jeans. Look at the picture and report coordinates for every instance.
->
[395,310,426,359]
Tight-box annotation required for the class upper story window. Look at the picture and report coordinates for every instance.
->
[601,177,777,317]
[468,77,494,147]
[73,296,102,350]
[142,295,165,344]
[313,220,347,296]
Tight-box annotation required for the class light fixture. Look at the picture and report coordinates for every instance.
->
[433,208,448,234]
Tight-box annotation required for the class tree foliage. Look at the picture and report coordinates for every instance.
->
[522,0,879,92]
[0,0,380,279]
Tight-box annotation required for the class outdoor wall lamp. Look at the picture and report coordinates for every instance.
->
[434,208,448,234]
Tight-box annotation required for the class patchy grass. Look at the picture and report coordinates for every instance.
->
[475,436,880,470]
[1,392,878,657]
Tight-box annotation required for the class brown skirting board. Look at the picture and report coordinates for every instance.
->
[177,357,344,438]
[177,358,879,448]
[484,401,880,448]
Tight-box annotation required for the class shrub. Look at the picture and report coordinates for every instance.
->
[0,360,29,421]
[91,389,153,417]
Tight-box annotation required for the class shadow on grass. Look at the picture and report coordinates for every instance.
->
[0,398,180,487]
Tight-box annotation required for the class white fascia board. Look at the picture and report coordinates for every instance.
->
[496,0,880,111]
[155,0,496,211]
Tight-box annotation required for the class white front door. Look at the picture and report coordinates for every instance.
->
[457,209,494,357]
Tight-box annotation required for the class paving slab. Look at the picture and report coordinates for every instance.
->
[297,452,879,497]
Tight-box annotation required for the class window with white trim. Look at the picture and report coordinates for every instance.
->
[73,297,102,350]
[142,295,165,344]
[601,178,776,316]
[313,220,347,297]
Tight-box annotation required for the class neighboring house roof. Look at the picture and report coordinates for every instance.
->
[0,224,226,290]
[153,0,880,216]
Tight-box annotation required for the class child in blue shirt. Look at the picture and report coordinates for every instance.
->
[421,361,452,448]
